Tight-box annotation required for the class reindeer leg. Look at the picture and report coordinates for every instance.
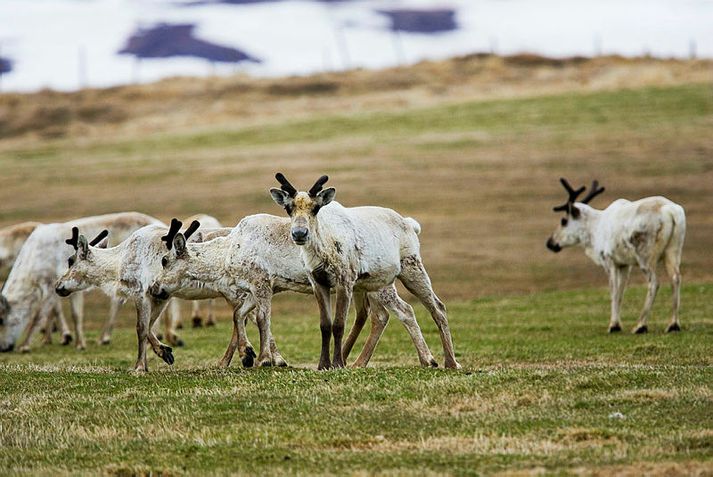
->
[399,256,461,369]
[146,298,175,367]
[313,283,333,370]
[351,299,389,368]
[252,288,276,368]
[342,291,368,362]
[332,285,352,369]
[164,298,184,347]
[219,295,256,368]
[206,298,216,327]
[608,265,629,333]
[132,298,152,373]
[664,244,683,333]
[633,266,658,334]
[381,286,437,367]
[191,300,203,328]
[69,292,86,350]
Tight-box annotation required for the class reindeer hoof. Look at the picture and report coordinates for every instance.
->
[192,317,203,328]
[61,334,73,346]
[99,337,111,345]
[608,324,622,333]
[258,359,273,368]
[241,347,256,368]
[429,359,439,368]
[666,323,681,333]
[19,345,31,354]
[176,322,183,330]
[206,321,216,327]
[160,345,175,365]
[317,360,331,370]
[633,325,648,334]
[176,338,185,348]
[274,357,288,367]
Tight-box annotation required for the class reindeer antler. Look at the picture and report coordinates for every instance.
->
[183,220,200,240]
[89,229,109,247]
[275,173,297,197]
[581,180,606,204]
[65,227,80,250]
[308,175,329,197]
[161,218,183,250]
[553,178,586,212]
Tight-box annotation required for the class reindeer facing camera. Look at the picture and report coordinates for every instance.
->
[547,178,686,334]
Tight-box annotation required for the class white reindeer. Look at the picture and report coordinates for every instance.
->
[546,178,686,333]
[0,212,162,352]
[55,219,230,372]
[150,214,439,369]
[269,174,460,370]
[0,221,68,346]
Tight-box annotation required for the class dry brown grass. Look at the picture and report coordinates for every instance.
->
[0,56,711,304]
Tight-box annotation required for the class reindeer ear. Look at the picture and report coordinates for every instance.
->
[173,233,187,257]
[270,188,291,207]
[78,235,90,259]
[94,236,109,249]
[316,187,336,207]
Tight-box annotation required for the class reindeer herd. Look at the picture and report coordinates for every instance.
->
[0,174,686,372]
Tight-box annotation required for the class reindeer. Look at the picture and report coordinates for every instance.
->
[269,173,460,370]
[183,214,224,329]
[0,212,161,352]
[0,221,67,346]
[55,220,230,372]
[546,178,686,334]
[150,214,439,369]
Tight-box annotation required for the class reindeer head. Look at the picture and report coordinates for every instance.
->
[55,227,110,297]
[269,173,335,246]
[149,219,200,300]
[546,178,605,253]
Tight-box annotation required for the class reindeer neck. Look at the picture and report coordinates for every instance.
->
[575,204,604,259]
[88,246,125,285]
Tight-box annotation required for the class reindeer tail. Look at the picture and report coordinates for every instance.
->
[405,217,421,236]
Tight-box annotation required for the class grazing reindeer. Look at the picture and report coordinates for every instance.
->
[546,178,686,334]
[183,214,224,328]
[150,215,438,369]
[269,173,460,370]
[0,212,161,352]
[0,221,67,346]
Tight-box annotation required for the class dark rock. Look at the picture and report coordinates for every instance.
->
[377,9,457,34]
[119,23,260,64]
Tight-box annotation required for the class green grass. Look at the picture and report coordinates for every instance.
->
[1,284,712,476]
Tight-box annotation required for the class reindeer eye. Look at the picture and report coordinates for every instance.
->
[561,218,568,227]
[161,256,168,268]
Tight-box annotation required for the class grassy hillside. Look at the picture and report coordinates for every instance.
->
[1,284,712,475]
[1,81,712,299]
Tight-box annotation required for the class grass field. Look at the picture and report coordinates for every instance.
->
[1,57,712,475]
[1,284,712,475]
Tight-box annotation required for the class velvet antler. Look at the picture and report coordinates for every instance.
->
[161,218,183,250]
[308,175,329,197]
[553,178,587,212]
[65,227,80,250]
[89,229,109,246]
[275,173,297,197]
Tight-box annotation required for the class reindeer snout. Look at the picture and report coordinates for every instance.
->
[291,227,309,244]
[546,237,562,253]
[149,282,170,300]
[55,285,71,297]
